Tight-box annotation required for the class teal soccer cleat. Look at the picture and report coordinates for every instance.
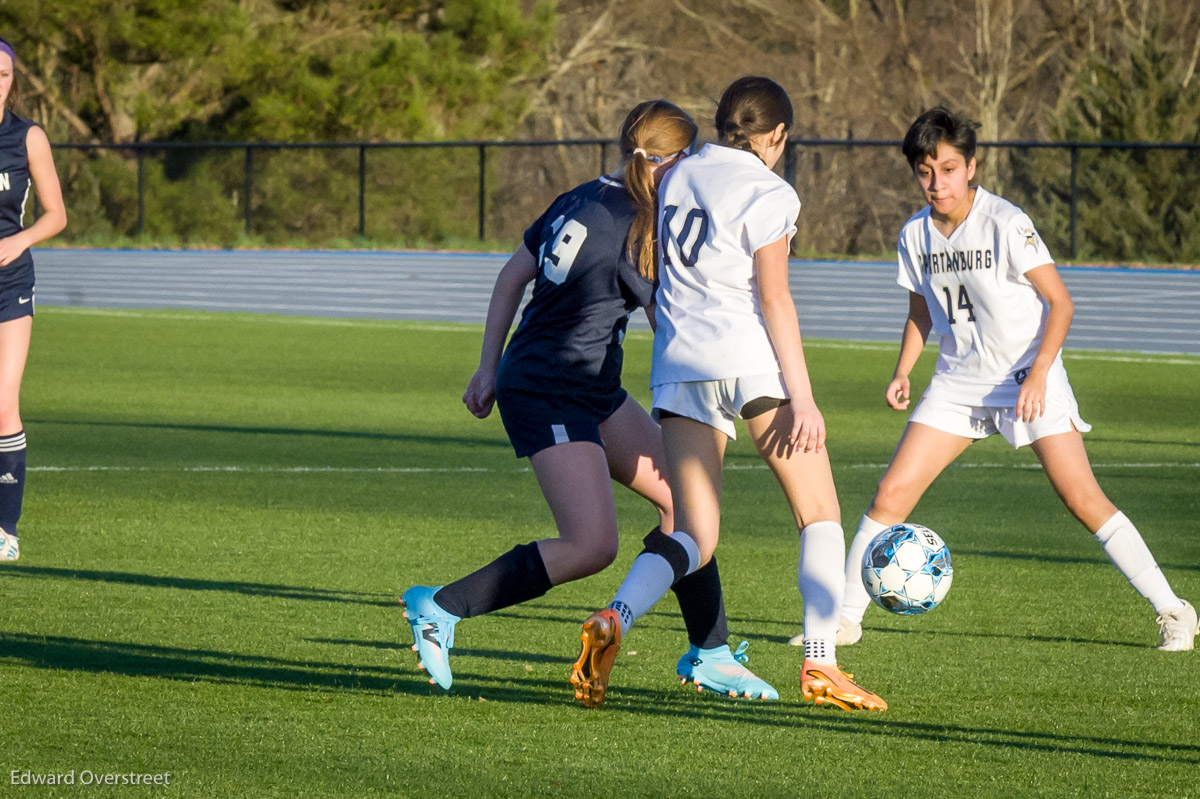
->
[400,585,460,690]
[676,641,778,700]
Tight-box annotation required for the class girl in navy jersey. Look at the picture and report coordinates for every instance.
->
[401,101,700,691]
[574,76,887,711]
[0,38,67,562]
[836,107,1196,652]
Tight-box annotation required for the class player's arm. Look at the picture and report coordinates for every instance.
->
[886,291,932,410]
[1017,263,1072,422]
[756,234,824,453]
[0,126,66,267]
[462,245,537,418]
[643,300,658,333]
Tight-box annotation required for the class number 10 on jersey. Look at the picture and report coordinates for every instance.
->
[661,205,709,268]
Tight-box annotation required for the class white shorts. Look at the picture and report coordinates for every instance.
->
[909,388,1092,449]
[651,372,788,439]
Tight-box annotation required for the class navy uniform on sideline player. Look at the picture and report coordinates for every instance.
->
[0,37,67,562]
[401,101,701,693]
[574,77,888,711]
[834,107,1197,652]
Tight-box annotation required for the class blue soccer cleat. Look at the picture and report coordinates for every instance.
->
[676,641,778,700]
[400,585,460,690]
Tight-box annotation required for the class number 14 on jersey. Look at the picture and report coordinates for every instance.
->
[941,284,976,324]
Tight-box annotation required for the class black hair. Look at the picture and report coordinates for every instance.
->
[714,76,793,159]
[901,106,979,171]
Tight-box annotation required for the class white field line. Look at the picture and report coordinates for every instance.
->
[30,462,1200,475]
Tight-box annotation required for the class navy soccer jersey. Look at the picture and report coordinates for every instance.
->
[0,111,35,287]
[496,176,654,408]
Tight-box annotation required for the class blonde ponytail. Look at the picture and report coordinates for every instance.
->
[617,100,698,280]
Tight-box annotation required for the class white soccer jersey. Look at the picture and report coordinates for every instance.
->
[650,144,802,386]
[898,186,1066,406]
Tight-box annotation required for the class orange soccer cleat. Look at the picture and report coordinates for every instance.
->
[800,660,888,711]
[570,609,622,709]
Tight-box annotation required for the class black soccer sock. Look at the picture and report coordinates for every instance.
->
[0,431,27,537]
[433,541,552,619]
[671,555,729,650]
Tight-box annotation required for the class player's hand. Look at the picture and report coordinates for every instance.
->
[1015,371,1048,423]
[885,376,911,410]
[788,398,826,454]
[0,234,29,267]
[462,367,497,419]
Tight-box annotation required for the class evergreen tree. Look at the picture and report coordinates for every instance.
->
[1013,11,1200,262]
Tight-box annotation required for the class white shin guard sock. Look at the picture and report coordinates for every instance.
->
[1094,511,1182,614]
[798,520,846,660]
[841,515,889,624]
[608,531,701,637]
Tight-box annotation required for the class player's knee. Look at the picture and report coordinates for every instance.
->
[568,531,619,576]
[590,537,620,572]
[871,479,915,520]
[1057,487,1114,528]
[0,399,21,433]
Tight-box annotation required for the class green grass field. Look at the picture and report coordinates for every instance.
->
[3,307,1198,798]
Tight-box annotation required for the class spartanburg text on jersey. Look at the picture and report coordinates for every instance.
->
[0,110,36,285]
[898,186,1070,407]
[496,176,655,403]
[651,144,802,386]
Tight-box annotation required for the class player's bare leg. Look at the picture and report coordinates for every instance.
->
[404,440,621,690]
[1033,429,1195,651]
[832,423,975,645]
[570,398,674,708]
[868,422,975,525]
[1029,428,1115,530]
[0,315,30,561]
[574,417,727,707]
[530,441,621,585]
[598,395,673,532]
[659,415,726,563]
[743,404,885,709]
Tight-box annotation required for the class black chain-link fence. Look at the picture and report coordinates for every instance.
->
[48,138,1200,262]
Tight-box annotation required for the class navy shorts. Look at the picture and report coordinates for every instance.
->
[0,278,34,323]
[495,387,627,459]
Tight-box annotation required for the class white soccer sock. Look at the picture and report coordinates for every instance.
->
[798,521,845,664]
[608,531,701,637]
[841,515,889,625]
[1094,511,1182,615]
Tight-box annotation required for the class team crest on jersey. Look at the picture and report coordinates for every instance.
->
[1017,226,1040,250]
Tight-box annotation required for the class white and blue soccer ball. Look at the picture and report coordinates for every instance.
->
[861,523,953,615]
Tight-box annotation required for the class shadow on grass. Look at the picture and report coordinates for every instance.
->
[0,565,395,606]
[757,625,1146,649]
[26,416,511,451]
[3,632,1196,766]
[486,602,794,633]
[306,638,573,666]
[0,632,656,702]
[958,548,1200,573]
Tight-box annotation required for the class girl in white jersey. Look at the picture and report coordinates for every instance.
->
[572,77,887,711]
[836,107,1197,653]
[0,38,67,562]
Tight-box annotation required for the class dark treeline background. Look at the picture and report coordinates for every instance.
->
[3,0,1198,260]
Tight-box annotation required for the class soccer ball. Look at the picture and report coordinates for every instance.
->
[861,523,953,615]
